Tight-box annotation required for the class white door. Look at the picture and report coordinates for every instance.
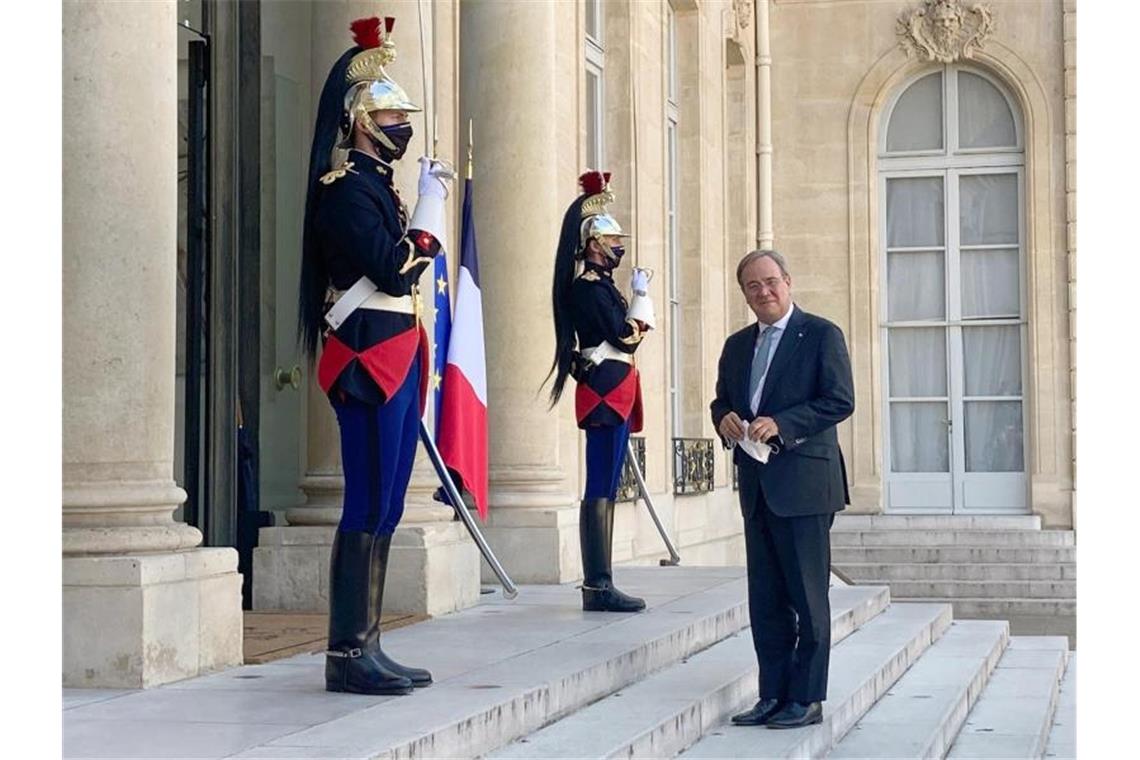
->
[880,66,1028,514]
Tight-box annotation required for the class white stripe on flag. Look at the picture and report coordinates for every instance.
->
[445,266,487,406]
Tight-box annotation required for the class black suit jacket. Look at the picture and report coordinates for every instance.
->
[710,306,855,518]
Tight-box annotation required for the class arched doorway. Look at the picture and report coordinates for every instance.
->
[879,64,1028,514]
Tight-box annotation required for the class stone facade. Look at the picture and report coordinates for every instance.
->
[62,0,1074,686]
[767,0,1073,526]
[62,0,242,688]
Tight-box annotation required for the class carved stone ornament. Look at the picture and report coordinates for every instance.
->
[732,0,752,37]
[896,0,995,63]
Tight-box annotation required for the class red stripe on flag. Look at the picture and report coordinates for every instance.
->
[437,364,489,519]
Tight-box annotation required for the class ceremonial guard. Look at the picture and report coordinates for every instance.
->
[298,17,453,695]
[546,172,656,613]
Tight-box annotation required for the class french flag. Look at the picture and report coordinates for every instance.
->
[437,177,489,519]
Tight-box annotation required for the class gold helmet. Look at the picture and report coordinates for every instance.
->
[339,17,421,150]
[578,170,629,255]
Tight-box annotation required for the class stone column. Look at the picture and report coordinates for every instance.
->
[461,0,583,583]
[254,0,479,615]
[62,0,242,687]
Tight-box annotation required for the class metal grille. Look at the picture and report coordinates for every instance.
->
[673,438,715,495]
[616,436,647,503]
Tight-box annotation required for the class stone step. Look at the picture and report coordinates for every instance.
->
[1044,652,1076,759]
[207,569,887,760]
[897,597,1077,618]
[838,562,1076,582]
[835,515,1043,531]
[948,637,1069,758]
[862,579,1075,600]
[831,530,1075,547]
[833,545,1076,565]
[681,602,954,759]
[828,620,1009,759]
[489,587,887,759]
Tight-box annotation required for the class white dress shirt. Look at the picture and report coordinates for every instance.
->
[750,302,795,415]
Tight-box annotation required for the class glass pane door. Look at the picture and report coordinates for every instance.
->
[883,169,1027,513]
[883,174,954,511]
[954,170,1027,512]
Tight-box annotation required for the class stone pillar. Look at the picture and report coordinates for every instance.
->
[461,0,583,583]
[62,0,242,688]
[253,0,479,615]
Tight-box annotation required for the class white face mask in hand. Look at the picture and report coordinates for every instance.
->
[738,435,778,464]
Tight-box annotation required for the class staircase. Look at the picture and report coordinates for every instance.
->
[831,515,1076,642]
[63,566,1076,759]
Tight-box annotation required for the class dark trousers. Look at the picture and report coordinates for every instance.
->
[331,357,421,535]
[583,419,632,500]
[743,487,834,703]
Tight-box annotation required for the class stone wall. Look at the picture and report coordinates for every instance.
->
[768,0,1073,525]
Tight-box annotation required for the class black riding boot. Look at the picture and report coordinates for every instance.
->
[368,533,433,687]
[579,497,646,612]
[325,530,414,695]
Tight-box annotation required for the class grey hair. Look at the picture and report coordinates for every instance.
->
[736,249,790,287]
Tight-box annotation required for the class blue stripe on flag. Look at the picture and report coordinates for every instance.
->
[432,253,451,437]
[460,178,479,287]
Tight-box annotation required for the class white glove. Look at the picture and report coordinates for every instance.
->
[418,156,454,200]
[630,269,650,294]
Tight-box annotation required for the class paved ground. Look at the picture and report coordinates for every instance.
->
[243,611,426,665]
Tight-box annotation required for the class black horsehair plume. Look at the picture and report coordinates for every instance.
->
[297,46,358,360]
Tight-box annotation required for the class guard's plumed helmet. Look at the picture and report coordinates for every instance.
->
[577,171,629,256]
[338,17,421,149]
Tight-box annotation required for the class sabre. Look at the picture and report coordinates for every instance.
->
[626,440,681,566]
[419,420,519,599]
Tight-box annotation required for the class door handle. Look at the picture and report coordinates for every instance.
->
[274,365,302,391]
[941,418,953,430]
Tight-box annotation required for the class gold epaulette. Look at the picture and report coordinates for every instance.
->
[320,160,358,185]
[578,270,602,283]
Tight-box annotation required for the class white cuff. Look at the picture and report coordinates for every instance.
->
[627,293,656,329]
[409,192,447,249]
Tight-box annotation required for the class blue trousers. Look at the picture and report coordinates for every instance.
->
[331,358,421,535]
[583,419,632,500]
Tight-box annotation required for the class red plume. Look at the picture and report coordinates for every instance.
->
[350,17,383,50]
[385,17,395,33]
[579,170,610,196]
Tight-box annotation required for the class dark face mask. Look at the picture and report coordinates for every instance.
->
[372,122,414,162]
[607,245,626,267]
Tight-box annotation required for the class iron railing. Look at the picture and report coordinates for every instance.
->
[673,437,715,495]
[616,436,647,502]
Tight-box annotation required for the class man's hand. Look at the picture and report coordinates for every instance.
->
[718,411,747,442]
[748,416,779,443]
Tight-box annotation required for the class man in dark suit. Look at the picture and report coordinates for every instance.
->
[709,249,854,729]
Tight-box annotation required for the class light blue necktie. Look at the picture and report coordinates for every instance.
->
[749,326,777,411]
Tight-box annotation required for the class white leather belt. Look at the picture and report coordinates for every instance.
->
[357,292,414,314]
[582,342,632,365]
[325,277,413,329]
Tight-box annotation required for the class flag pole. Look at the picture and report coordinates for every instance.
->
[466,118,473,180]
[420,420,519,599]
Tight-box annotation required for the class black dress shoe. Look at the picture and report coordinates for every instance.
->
[731,698,784,726]
[766,701,823,729]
